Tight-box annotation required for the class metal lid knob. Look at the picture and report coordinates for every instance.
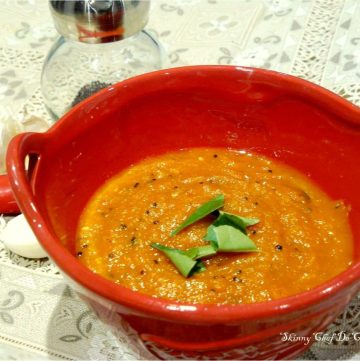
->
[49,0,150,43]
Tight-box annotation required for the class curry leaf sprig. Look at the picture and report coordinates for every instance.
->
[151,243,210,277]
[151,194,259,277]
[170,194,225,236]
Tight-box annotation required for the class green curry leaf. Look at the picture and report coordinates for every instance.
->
[204,225,258,252]
[151,243,205,277]
[190,260,206,275]
[213,211,259,234]
[154,196,259,277]
[185,244,217,259]
[184,248,198,259]
[170,194,224,236]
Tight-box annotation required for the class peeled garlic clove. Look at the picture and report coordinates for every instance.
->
[1,214,47,259]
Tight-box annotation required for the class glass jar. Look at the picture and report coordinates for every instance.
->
[41,0,163,119]
[41,30,163,119]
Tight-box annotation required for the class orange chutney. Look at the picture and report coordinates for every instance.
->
[76,148,353,304]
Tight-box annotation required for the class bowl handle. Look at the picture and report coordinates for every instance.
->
[0,174,19,214]
[6,132,45,220]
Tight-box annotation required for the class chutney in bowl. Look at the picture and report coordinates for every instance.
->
[76,147,352,305]
[7,66,360,360]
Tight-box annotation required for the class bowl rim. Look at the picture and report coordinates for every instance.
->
[7,65,360,324]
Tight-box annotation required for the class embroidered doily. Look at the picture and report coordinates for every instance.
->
[0,0,359,360]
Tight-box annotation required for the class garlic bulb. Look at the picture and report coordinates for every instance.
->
[0,116,24,174]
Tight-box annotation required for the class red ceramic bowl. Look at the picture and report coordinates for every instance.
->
[6,66,360,360]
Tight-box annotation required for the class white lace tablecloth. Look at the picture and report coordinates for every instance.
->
[0,0,360,360]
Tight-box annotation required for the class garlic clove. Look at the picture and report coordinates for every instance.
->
[0,214,47,259]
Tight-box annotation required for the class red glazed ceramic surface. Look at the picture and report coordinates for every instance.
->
[6,66,360,360]
[0,174,19,213]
